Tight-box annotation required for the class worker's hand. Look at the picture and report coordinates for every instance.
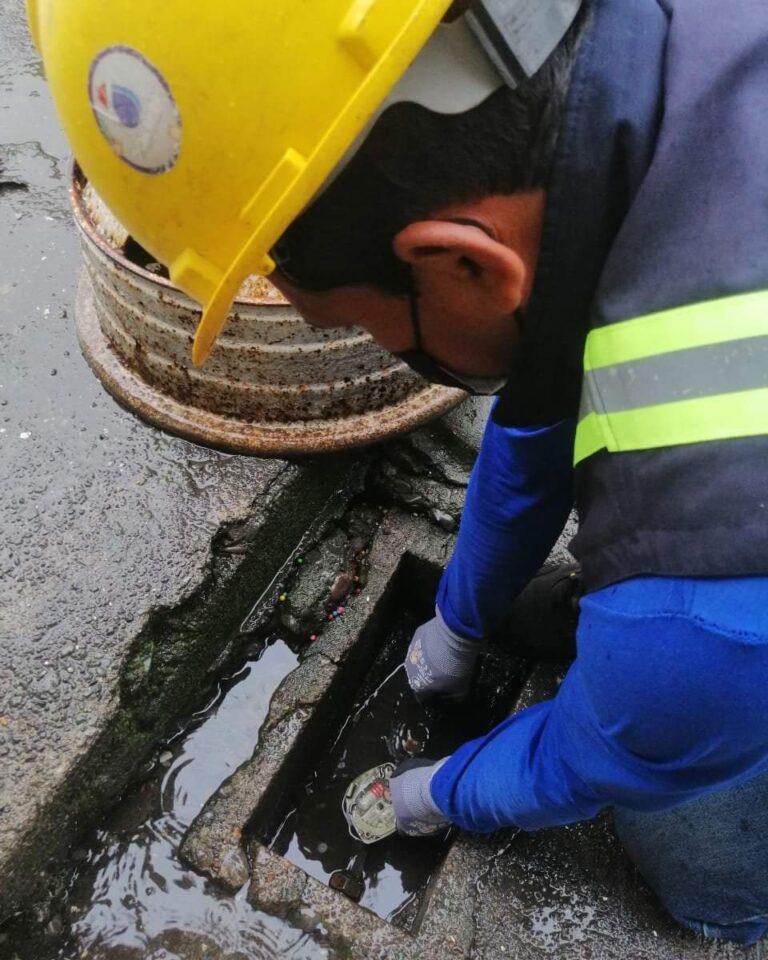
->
[404,608,482,702]
[389,758,452,837]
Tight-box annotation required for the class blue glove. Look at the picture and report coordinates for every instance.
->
[404,607,482,702]
[389,758,451,837]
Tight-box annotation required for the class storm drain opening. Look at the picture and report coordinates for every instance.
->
[253,555,529,932]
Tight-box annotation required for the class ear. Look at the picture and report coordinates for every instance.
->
[393,219,526,320]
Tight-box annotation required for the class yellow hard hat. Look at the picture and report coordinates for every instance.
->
[27,0,452,365]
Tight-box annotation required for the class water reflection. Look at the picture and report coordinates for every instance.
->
[269,623,468,926]
[63,640,328,959]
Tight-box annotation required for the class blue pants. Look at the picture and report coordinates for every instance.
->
[598,577,768,945]
[598,575,768,945]
[616,772,768,945]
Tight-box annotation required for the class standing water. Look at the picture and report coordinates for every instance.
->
[4,591,525,956]
[7,639,330,960]
[268,658,456,926]
[267,615,519,929]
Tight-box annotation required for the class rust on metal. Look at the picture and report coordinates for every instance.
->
[71,167,465,456]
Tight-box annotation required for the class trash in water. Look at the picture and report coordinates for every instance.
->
[329,849,369,903]
[396,721,429,757]
[343,763,397,845]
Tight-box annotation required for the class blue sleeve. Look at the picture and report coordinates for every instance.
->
[430,576,768,833]
[437,404,576,641]
[429,674,606,833]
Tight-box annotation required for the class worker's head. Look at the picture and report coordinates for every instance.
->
[270,25,583,391]
[29,0,586,382]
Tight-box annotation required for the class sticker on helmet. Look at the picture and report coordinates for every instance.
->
[88,46,181,174]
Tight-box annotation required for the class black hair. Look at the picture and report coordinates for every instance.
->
[274,5,589,295]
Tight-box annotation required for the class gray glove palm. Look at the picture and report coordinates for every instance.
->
[404,607,482,701]
[389,758,451,837]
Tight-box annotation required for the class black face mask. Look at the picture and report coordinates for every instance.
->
[394,286,509,396]
[272,227,508,396]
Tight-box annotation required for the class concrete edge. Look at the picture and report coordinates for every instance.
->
[1,455,360,921]
[180,512,453,882]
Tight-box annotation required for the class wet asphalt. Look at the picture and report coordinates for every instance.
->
[0,0,330,925]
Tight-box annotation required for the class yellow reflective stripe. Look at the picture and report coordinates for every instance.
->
[573,412,606,464]
[574,387,768,465]
[584,289,768,371]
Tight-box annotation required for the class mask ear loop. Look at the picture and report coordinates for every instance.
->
[407,273,425,352]
[405,218,494,353]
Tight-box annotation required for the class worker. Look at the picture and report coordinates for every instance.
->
[29,0,768,943]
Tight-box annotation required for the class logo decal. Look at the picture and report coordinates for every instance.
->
[88,46,181,174]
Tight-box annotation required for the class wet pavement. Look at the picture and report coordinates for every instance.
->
[19,639,329,960]
[0,0,354,923]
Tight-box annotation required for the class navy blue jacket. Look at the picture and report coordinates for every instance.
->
[494,0,768,590]
[431,0,768,831]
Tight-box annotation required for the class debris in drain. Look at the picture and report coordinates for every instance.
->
[240,504,380,649]
[278,528,353,638]
[343,763,397,845]
[330,572,355,604]
[398,722,429,757]
[329,870,365,902]
[329,850,368,903]
[269,504,382,644]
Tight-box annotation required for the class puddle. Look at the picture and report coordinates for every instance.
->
[266,614,514,929]
[6,639,331,960]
